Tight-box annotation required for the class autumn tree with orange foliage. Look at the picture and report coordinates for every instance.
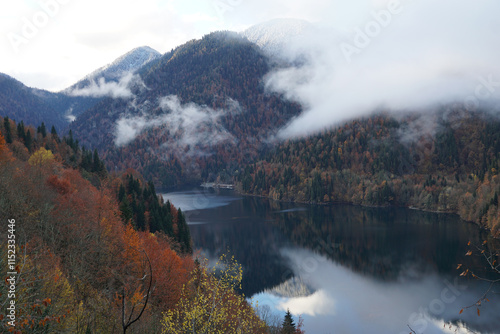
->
[1,120,198,333]
[0,132,13,162]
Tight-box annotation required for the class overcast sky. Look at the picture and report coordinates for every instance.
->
[1,0,338,91]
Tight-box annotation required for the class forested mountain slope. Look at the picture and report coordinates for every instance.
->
[0,74,66,130]
[0,47,162,132]
[236,108,500,235]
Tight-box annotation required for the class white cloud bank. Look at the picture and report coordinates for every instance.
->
[265,0,500,138]
[114,95,241,156]
[67,72,144,99]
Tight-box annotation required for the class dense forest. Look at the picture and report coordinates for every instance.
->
[0,116,292,333]
[236,108,500,236]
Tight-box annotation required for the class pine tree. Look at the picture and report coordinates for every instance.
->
[80,148,93,172]
[148,180,158,201]
[3,116,12,143]
[66,129,77,151]
[177,209,192,254]
[281,309,296,334]
[136,202,146,231]
[119,197,133,225]
[118,184,126,202]
[93,149,101,173]
[17,121,26,141]
[25,129,33,152]
[161,205,174,237]
[40,122,47,138]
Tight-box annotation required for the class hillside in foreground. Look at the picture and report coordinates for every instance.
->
[0,117,268,333]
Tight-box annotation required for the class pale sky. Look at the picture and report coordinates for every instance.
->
[0,0,343,91]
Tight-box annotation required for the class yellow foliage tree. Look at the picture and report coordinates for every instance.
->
[162,254,266,334]
[0,243,76,333]
[28,147,55,167]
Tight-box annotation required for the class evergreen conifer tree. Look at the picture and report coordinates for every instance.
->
[3,116,12,143]
[281,309,296,334]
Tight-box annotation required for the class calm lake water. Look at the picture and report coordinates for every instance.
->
[162,187,500,334]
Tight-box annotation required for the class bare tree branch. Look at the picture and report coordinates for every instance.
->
[122,250,153,334]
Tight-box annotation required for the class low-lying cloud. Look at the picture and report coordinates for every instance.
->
[115,95,241,156]
[265,0,500,138]
[68,72,144,99]
[65,107,76,123]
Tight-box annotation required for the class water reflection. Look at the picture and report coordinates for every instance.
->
[164,188,292,296]
[163,189,500,333]
[162,188,241,211]
[273,204,497,281]
[255,248,500,334]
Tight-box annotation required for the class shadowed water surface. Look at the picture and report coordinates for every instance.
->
[163,188,500,334]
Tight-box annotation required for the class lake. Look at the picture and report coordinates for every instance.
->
[162,187,500,334]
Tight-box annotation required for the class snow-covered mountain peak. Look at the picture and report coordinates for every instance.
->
[64,46,161,91]
[92,46,161,79]
[241,18,313,58]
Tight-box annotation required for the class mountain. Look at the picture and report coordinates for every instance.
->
[65,46,161,91]
[53,46,161,122]
[0,73,103,131]
[241,18,313,60]
[69,31,302,187]
[31,88,101,124]
[0,73,63,129]
[0,47,162,131]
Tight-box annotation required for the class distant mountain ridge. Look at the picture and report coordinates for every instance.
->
[0,46,162,130]
[65,46,161,91]
[0,73,63,129]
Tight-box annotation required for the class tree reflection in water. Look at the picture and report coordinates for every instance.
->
[166,189,500,333]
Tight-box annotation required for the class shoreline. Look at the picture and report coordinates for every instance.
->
[234,188,498,238]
